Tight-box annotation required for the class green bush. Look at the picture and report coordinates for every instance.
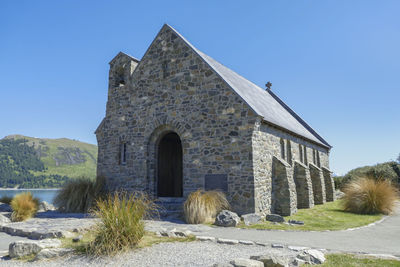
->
[333,176,344,190]
[88,192,157,256]
[183,190,230,224]
[10,192,39,222]
[54,176,105,213]
[340,161,400,189]
[342,176,399,215]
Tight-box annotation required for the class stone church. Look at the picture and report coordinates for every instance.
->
[96,24,335,216]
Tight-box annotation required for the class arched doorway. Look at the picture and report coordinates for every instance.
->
[157,132,183,197]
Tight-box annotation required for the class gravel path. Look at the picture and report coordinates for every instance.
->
[0,241,298,267]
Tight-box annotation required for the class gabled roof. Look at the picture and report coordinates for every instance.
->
[165,24,331,148]
[109,51,140,65]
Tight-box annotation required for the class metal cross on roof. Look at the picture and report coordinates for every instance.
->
[265,81,272,90]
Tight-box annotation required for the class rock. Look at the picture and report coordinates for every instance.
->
[215,210,240,227]
[288,246,309,252]
[196,236,216,242]
[34,248,73,260]
[250,254,293,267]
[173,230,192,237]
[37,201,56,212]
[9,239,61,258]
[0,202,12,212]
[0,213,11,224]
[288,220,304,225]
[217,238,239,245]
[296,249,326,265]
[271,244,284,248]
[213,263,234,267]
[72,235,83,243]
[335,190,345,199]
[266,214,285,223]
[239,240,254,245]
[230,258,264,267]
[241,213,262,226]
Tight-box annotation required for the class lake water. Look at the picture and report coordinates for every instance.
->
[0,189,59,204]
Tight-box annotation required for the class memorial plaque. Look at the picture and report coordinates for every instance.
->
[204,174,228,192]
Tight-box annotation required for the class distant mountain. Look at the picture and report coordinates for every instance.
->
[0,135,97,188]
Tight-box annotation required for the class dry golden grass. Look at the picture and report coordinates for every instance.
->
[342,176,399,215]
[183,189,230,224]
[54,176,105,213]
[10,192,39,222]
[87,192,158,256]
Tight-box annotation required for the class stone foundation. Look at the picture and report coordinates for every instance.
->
[293,161,314,209]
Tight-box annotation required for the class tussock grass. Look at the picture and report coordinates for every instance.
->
[54,176,105,213]
[342,176,399,215]
[10,192,39,222]
[183,190,230,224]
[0,195,13,205]
[87,192,158,256]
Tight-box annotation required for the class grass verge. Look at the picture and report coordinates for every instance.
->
[312,254,400,267]
[239,200,383,231]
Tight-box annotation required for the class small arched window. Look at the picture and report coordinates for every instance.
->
[317,151,321,168]
[286,140,292,165]
[299,144,303,163]
[119,142,127,165]
[312,149,316,165]
[304,146,308,165]
[280,138,285,160]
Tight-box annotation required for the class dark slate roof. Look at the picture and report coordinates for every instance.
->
[166,24,331,148]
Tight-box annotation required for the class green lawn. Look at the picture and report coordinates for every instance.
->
[240,200,383,231]
[314,254,400,267]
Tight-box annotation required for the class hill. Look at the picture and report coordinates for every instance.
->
[0,135,97,188]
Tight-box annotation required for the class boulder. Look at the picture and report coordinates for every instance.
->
[38,201,56,212]
[0,202,12,212]
[250,254,294,267]
[335,190,345,199]
[266,214,285,223]
[9,239,61,258]
[72,235,83,243]
[0,213,11,224]
[230,258,264,267]
[241,213,262,226]
[215,210,240,227]
[34,248,73,260]
[288,220,304,225]
[296,249,326,265]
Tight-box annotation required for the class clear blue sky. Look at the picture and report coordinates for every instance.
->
[1,1,399,175]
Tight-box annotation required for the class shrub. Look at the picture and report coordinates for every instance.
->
[10,192,39,222]
[183,190,230,224]
[0,195,13,205]
[54,176,105,213]
[333,176,345,190]
[88,192,157,256]
[342,162,400,187]
[342,176,399,215]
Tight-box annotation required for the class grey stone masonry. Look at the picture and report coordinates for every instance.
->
[309,164,326,205]
[96,24,333,216]
[271,156,297,216]
[293,161,314,209]
[322,167,335,202]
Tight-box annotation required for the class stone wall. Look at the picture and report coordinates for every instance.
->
[252,123,330,215]
[96,26,258,214]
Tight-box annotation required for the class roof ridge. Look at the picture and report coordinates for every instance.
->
[161,25,330,148]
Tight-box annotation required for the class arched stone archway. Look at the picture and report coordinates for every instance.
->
[157,132,183,197]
